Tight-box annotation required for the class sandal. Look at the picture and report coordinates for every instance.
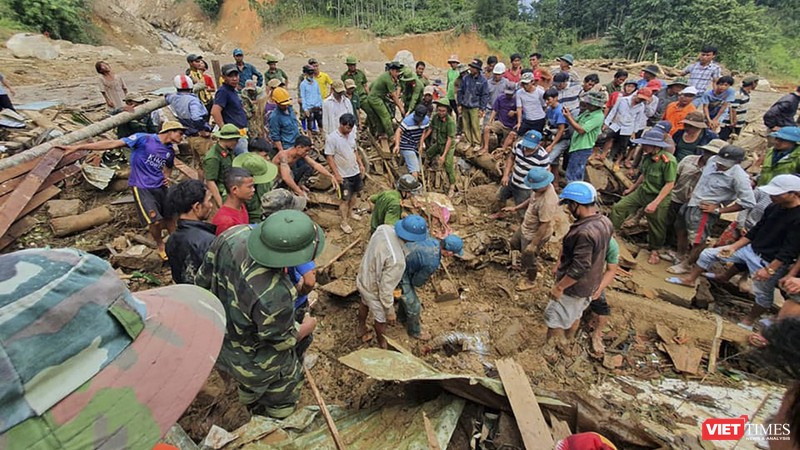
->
[158,249,168,261]
[665,277,694,287]
[340,222,353,234]
[748,333,768,347]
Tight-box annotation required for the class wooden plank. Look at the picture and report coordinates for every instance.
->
[549,414,572,443]
[422,412,442,450]
[19,186,61,219]
[173,157,198,180]
[0,164,79,206]
[496,358,555,450]
[708,314,724,374]
[0,216,38,251]
[0,148,63,238]
[0,150,87,197]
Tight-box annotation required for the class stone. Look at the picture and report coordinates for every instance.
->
[393,50,415,68]
[754,78,772,92]
[46,199,83,218]
[6,33,60,60]
[111,245,163,272]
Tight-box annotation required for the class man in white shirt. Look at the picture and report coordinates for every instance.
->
[603,87,652,165]
[322,80,355,132]
[324,113,365,234]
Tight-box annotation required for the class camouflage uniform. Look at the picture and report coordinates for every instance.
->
[196,225,303,419]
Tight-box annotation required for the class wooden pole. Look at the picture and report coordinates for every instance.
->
[318,238,361,271]
[211,60,222,87]
[0,98,167,172]
[303,365,347,450]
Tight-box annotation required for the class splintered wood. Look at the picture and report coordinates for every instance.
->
[496,358,555,450]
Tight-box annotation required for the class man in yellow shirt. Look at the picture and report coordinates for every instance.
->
[309,58,333,99]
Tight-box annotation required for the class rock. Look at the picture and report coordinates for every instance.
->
[111,244,163,272]
[6,33,60,60]
[46,199,83,218]
[603,354,624,370]
[754,78,773,92]
[393,50,415,68]
[111,235,129,252]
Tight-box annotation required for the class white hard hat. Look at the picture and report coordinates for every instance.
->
[173,74,194,90]
[493,62,507,75]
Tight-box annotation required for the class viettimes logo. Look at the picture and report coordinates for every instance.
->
[702,416,792,442]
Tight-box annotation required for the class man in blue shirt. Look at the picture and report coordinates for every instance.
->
[481,85,517,155]
[695,76,736,132]
[269,87,300,153]
[233,48,263,89]
[165,74,209,136]
[57,121,186,260]
[298,65,323,133]
[457,59,489,150]
[211,64,249,155]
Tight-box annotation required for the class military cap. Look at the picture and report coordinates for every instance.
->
[248,210,325,268]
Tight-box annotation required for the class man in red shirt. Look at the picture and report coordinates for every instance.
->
[212,167,255,235]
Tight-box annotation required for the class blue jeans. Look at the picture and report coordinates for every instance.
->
[400,149,420,174]
[566,148,592,182]
[697,245,790,308]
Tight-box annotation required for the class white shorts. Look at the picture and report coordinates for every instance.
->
[544,293,590,329]
[358,285,389,323]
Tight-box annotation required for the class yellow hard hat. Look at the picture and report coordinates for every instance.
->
[271,87,291,105]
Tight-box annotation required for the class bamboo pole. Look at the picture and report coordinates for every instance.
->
[0,98,167,172]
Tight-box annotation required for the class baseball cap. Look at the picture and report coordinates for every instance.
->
[344,79,357,90]
[267,78,283,89]
[308,58,319,65]
[646,79,662,92]
[504,85,517,95]
[760,174,800,196]
[520,72,534,84]
[521,129,542,149]
[233,48,244,56]
[637,87,653,100]
[715,145,746,166]
[0,248,224,448]
[221,63,239,76]
[186,53,203,63]
[261,188,308,219]
[331,80,346,93]
[442,234,464,257]
[680,86,699,96]
[423,85,435,96]
[387,60,404,70]
[493,62,506,75]
[413,104,428,121]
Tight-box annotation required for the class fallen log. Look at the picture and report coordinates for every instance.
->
[50,206,113,237]
[0,98,168,172]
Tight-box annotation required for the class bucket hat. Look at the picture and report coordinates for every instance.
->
[668,77,689,88]
[213,123,242,140]
[770,126,800,143]
[698,138,727,154]
[265,54,279,63]
[558,54,574,65]
[233,153,278,185]
[159,120,187,134]
[395,215,428,242]
[631,129,670,147]
[260,188,308,219]
[680,110,708,129]
[523,166,554,190]
[447,54,460,64]
[584,91,607,108]
[247,210,324,267]
[0,248,225,448]
[642,64,660,76]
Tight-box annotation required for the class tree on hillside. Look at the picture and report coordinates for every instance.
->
[474,0,520,36]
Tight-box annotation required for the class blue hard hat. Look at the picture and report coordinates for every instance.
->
[523,167,554,190]
[559,181,597,205]
[521,130,542,148]
[442,235,464,257]
[395,215,428,242]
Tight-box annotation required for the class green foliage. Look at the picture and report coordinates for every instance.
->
[196,0,223,17]
[6,0,96,43]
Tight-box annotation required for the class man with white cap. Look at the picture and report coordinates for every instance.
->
[485,62,511,129]
[674,174,800,331]
[665,144,755,275]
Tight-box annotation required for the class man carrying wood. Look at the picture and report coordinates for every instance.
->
[57,121,186,260]
[546,182,613,361]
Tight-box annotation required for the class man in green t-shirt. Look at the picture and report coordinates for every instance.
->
[369,174,422,233]
[586,237,620,356]
[204,124,241,208]
[563,91,606,182]
[362,61,404,142]
[264,55,289,89]
[610,129,678,265]
[341,56,369,100]
[427,99,458,197]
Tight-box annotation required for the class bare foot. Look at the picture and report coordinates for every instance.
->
[411,330,431,341]
[357,324,373,343]
[648,251,660,265]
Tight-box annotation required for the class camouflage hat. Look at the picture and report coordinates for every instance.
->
[247,210,325,268]
[260,188,307,219]
[583,91,608,108]
[0,248,225,448]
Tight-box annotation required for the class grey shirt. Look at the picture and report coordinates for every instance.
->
[687,156,756,209]
[486,77,510,110]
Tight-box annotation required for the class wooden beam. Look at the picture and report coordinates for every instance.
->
[0,216,37,251]
[0,148,63,238]
[0,150,87,196]
[18,186,61,220]
[173,157,199,180]
[496,358,555,450]
[0,164,80,206]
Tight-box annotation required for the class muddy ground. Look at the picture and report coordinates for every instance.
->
[3,7,795,447]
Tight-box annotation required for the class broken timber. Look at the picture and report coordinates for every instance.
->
[0,148,63,238]
[496,358,555,450]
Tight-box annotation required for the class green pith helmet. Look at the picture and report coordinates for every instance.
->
[247,210,325,268]
[213,123,242,140]
[346,56,358,65]
[400,68,416,82]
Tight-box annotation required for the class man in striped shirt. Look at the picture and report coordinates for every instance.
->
[393,105,431,178]
[680,45,721,95]
[554,72,582,115]
[491,130,546,218]
[720,76,758,141]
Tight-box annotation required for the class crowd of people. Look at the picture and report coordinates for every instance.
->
[3,44,798,446]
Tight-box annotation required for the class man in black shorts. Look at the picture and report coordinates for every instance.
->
[58,121,186,260]
[324,113,365,234]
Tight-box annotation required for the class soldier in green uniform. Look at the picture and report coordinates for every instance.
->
[370,174,422,233]
[341,55,368,100]
[427,99,458,196]
[204,123,241,208]
[610,129,678,265]
[362,61,405,142]
[264,54,289,88]
[196,210,324,419]
[401,68,424,115]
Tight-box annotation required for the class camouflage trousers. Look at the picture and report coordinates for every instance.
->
[218,344,304,419]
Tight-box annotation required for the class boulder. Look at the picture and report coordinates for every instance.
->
[393,50,415,68]
[754,78,773,92]
[6,33,60,60]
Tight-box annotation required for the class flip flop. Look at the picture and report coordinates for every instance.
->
[158,249,168,261]
[702,272,717,279]
[665,277,694,287]
[748,333,768,348]
[737,322,754,332]
[667,264,690,274]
